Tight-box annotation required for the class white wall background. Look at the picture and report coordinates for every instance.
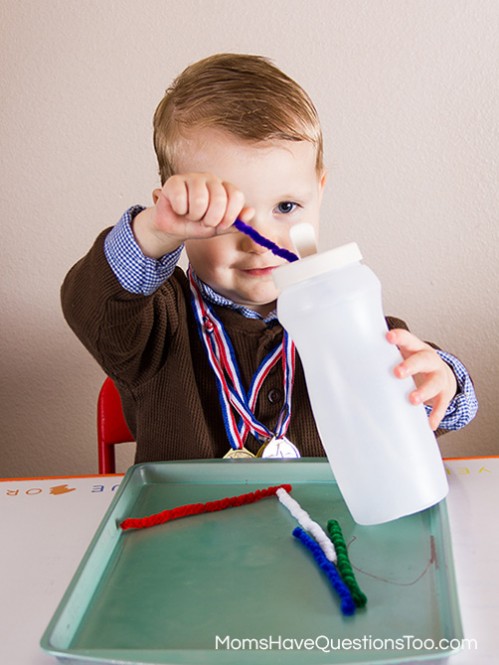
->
[1,0,497,477]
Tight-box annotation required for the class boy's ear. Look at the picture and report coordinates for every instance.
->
[152,188,162,204]
[319,170,327,191]
[318,170,327,201]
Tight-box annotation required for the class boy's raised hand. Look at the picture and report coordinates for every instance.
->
[386,328,457,431]
[133,173,254,259]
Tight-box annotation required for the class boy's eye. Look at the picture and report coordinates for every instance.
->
[276,201,298,214]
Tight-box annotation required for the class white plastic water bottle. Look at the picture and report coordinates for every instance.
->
[273,242,448,525]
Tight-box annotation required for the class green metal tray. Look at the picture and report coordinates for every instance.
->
[41,460,463,664]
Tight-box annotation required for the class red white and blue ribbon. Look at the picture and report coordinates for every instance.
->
[189,268,296,451]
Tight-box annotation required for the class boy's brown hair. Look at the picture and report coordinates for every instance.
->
[153,53,324,184]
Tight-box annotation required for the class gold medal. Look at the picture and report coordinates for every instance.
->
[223,447,256,459]
[257,436,301,459]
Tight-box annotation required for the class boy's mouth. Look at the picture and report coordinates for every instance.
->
[241,266,279,277]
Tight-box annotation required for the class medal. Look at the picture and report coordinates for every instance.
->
[257,436,301,459]
[223,447,256,459]
[189,268,298,457]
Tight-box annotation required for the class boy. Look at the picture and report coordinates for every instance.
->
[62,54,477,462]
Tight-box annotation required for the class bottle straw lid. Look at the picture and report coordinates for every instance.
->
[273,242,362,290]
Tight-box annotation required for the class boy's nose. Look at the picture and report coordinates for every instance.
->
[242,236,269,254]
[239,219,273,254]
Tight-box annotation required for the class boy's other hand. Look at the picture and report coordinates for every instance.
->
[386,328,457,431]
[133,173,254,259]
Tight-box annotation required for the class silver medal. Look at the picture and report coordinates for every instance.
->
[261,436,301,459]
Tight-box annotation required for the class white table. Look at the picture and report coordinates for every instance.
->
[1,458,497,664]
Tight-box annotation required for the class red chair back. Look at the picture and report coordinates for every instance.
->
[97,377,134,474]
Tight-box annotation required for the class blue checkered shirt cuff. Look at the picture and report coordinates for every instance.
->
[104,206,184,295]
[427,350,478,430]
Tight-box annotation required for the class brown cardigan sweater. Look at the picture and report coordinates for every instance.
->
[61,230,422,462]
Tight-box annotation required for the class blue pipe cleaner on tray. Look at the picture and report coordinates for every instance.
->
[292,526,356,616]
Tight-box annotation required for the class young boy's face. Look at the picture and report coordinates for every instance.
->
[177,127,325,315]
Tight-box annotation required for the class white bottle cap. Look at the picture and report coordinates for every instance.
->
[289,222,318,258]
[273,242,362,290]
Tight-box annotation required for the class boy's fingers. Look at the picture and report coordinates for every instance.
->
[219,183,247,230]
[238,205,256,223]
[185,176,211,221]
[156,173,254,238]
[428,396,448,431]
[409,373,442,406]
[394,348,440,380]
[201,179,231,228]
[163,175,189,217]
[386,328,427,355]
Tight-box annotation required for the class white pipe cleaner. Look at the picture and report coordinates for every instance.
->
[276,487,337,563]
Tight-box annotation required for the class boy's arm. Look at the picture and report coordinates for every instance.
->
[61,207,186,385]
[62,172,252,384]
[103,205,183,295]
[431,350,478,432]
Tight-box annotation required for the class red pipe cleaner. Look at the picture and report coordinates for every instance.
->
[120,483,292,531]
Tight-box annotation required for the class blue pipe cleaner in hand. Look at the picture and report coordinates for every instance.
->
[233,219,299,263]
